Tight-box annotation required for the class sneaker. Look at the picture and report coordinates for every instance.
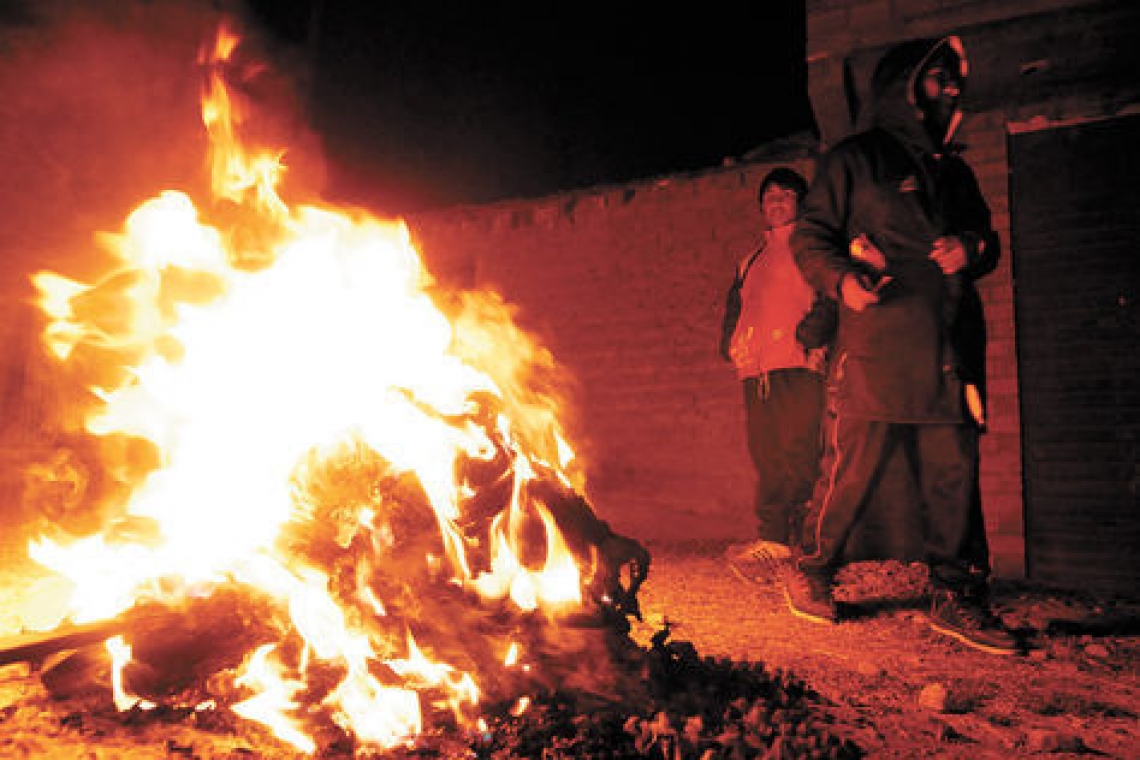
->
[929,590,1019,655]
[782,568,837,624]
[727,539,792,585]
[733,538,793,563]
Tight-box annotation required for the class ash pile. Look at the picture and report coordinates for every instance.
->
[472,630,865,760]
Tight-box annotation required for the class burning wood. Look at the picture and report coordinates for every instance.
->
[0,620,124,669]
[3,613,863,759]
[7,419,658,753]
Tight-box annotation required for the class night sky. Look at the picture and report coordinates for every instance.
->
[249,1,816,214]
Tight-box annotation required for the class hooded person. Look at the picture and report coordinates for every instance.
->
[784,36,1015,655]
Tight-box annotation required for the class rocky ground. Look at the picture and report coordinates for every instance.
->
[629,541,1140,759]
[0,538,1137,758]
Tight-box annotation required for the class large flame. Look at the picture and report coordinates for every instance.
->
[25,23,594,753]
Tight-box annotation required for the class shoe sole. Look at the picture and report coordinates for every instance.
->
[782,585,836,625]
[929,620,1018,655]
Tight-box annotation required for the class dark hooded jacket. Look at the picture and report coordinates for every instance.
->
[791,36,999,422]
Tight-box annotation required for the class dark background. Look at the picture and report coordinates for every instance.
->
[248,1,815,214]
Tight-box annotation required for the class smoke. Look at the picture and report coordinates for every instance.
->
[0,0,326,545]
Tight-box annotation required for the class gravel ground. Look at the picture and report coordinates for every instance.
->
[1,537,1137,758]
[629,541,1140,759]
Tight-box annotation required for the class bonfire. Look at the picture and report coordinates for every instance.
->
[5,18,861,760]
[14,19,653,755]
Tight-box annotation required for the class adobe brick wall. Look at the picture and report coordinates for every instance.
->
[958,113,1023,578]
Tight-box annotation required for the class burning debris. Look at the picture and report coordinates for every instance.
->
[1,16,863,759]
[4,608,863,759]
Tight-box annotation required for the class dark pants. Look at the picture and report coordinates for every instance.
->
[742,369,824,545]
[798,415,985,592]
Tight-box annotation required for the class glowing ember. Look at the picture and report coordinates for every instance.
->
[22,21,645,755]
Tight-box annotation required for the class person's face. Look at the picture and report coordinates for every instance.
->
[761,184,799,228]
[917,62,962,132]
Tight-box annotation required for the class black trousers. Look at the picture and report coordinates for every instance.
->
[742,369,824,544]
[798,415,985,592]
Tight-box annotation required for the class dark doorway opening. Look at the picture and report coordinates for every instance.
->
[1010,114,1140,594]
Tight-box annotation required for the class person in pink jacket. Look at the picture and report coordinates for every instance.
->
[720,167,827,561]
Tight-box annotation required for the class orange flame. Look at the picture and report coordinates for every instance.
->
[201,23,288,221]
[25,22,589,753]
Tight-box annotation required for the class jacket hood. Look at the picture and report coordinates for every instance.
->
[861,36,968,152]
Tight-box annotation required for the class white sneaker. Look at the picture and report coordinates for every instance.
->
[727,539,793,585]
[733,539,793,562]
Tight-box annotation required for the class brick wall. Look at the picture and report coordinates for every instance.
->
[959,113,1024,578]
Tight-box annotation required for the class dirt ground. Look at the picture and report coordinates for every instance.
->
[0,538,1137,758]
[629,541,1140,759]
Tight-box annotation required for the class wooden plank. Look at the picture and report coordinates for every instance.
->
[0,619,124,666]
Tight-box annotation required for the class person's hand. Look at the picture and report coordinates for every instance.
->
[840,272,879,312]
[728,327,755,367]
[850,234,887,272]
[930,235,968,275]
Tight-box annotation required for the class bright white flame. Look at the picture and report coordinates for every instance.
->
[107,636,157,713]
[25,21,589,753]
[233,645,316,754]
